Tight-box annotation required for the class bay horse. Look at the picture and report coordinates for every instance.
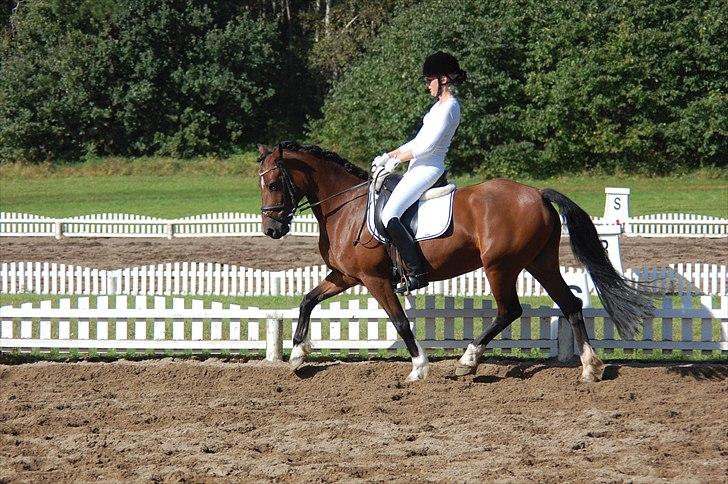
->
[257,142,653,382]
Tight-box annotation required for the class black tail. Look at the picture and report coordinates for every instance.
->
[542,188,654,339]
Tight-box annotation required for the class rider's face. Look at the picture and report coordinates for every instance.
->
[425,76,447,97]
[425,76,438,97]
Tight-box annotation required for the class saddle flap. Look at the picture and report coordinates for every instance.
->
[373,175,418,238]
[368,173,455,244]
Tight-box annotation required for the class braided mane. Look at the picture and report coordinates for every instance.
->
[278,141,368,180]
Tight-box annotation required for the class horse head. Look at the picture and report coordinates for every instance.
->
[257,143,305,239]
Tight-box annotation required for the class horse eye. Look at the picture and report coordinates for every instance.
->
[268,182,279,191]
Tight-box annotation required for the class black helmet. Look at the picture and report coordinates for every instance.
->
[422,51,467,84]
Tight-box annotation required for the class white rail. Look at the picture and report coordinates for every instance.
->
[1,295,726,355]
[1,262,726,297]
[625,213,728,237]
[0,212,320,239]
[2,210,725,238]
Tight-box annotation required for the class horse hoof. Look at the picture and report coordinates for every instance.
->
[580,370,601,383]
[289,348,306,370]
[454,364,477,377]
[289,356,305,371]
[289,343,309,371]
[405,371,425,382]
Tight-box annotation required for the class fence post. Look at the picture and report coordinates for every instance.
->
[166,223,174,240]
[54,221,63,240]
[266,314,283,362]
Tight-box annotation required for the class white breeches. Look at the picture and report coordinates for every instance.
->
[380,162,445,225]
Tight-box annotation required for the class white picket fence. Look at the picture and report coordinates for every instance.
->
[1,261,726,297]
[626,213,728,237]
[1,294,726,355]
[0,212,320,239]
[2,211,726,239]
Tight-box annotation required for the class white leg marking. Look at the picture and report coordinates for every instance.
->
[580,342,604,382]
[289,337,312,370]
[405,341,430,382]
[454,343,484,376]
[458,343,484,368]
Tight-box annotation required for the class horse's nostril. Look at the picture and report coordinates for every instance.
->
[265,227,275,237]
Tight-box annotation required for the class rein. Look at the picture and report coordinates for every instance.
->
[259,152,368,224]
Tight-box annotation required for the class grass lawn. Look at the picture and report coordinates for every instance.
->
[0,175,263,218]
[0,155,726,218]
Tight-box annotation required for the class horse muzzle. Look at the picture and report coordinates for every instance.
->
[264,221,290,239]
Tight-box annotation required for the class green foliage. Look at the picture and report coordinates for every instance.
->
[309,0,728,176]
[2,0,726,174]
[1,2,13,28]
[307,0,419,81]
[0,0,280,162]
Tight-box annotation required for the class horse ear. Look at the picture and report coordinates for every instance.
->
[257,144,270,156]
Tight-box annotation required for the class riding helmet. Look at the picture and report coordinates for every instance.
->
[422,51,467,84]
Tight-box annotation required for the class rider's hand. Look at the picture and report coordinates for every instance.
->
[384,156,401,172]
[371,152,389,171]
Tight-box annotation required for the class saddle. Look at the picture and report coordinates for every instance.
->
[370,172,456,242]
[367,172,455,289]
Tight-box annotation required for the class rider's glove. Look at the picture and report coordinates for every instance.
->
[371,152,390,171]
[384,156,401,172]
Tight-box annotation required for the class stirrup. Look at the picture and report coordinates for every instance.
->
[394,275,428,295]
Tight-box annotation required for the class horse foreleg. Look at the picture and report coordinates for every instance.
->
[455,305,523,376]
[290,270,354,370]
[365,277,429,381]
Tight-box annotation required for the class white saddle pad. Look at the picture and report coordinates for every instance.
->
[367,186,455,243]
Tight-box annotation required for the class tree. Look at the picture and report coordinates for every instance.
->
[0,0,282,161]
[309,0,727,176]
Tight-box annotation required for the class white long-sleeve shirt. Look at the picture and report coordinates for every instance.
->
[398,97,460,169]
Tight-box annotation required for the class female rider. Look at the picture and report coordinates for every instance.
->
[372,51,466,294]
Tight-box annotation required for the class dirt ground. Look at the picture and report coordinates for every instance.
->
[0,235,726,270]
[0,359,726,482]
[1,237,726,482]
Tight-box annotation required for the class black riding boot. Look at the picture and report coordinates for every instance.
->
[385,217,428,294]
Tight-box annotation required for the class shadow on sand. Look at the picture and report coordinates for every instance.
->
[470,360,622,383]
[293,362,340,379]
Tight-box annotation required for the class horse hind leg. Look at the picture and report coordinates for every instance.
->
[527,253,604,382]
[456,268,522,376]
[567,311,604,382]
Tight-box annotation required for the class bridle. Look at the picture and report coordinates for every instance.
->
[259,149,300,224]
[259,147,369,225]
